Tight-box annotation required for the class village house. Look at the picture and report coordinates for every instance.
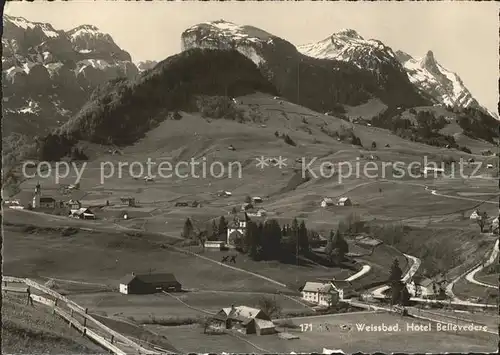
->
[301,282,339,306]
[491,216,499,232]
[39,197,56,209]
[320,198,334,208]
[5,199,24,210]
[331,280,356,300]
[218,191,232,197]
[252,196,263,204]
[211,305,275,335]
[120,197,136,207]
[69,207,95,219]
[204,241,226,250]
[469,210,482,220]
[246,208,267,217]
[241,203,254,212]
[407,276,446,298]
[67,199,82,210]
[337,197,352,206]
[119,272,181,294]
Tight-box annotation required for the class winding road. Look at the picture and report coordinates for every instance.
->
[371,253,421,298]
[464,239,498,288]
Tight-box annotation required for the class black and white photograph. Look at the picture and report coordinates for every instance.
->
[2,1,499,354]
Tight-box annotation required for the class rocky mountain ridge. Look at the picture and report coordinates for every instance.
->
[2,15,139,136]
[181,20,430,112]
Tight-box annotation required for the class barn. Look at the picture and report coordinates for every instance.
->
[119,272,182,294]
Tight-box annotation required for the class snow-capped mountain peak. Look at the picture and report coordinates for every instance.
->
[3,15,139,137]
[4,14,60,38]
[397,50,478,108]
[67,24,103,39]
[184,19,274,45]
[297,29,401,72]
[334,28,364,40]
[182,20,277,66]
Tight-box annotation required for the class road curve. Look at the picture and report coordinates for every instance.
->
[345,264,371,282]
[371,253,421,298]
[465,239,498,289]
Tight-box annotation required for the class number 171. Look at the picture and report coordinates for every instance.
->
[300,323,312,332]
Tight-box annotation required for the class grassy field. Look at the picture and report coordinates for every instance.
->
[453,275,499,303]
[69,290,311,322]
[2,293,103,354]
[2,222,290,293]
[475,271,498,286]
[147,311,497,353]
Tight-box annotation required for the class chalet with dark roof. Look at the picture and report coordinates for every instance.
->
[119,272,181,294]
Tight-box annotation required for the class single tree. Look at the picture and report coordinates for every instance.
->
[332,230,349,260]
[218,216,228,237]
[400,285,411,306]
[182,218,194,239]
[389,258,404,305]
[231,206,238,214]
[211,220,219,240]
[298,220,309,252]
[244,195,252,204]
[325,230,336,263]
[371,141,377,149]
[477,211,488,232]
[257,296,282,318]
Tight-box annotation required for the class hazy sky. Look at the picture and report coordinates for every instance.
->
[5,1,499,113]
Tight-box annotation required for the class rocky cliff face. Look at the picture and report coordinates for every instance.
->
[136,60,159,72]
[2,15,139,136]
[181,21,430,112]
[395,49,480,110]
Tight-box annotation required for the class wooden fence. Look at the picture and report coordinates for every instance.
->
[3,276,163,355]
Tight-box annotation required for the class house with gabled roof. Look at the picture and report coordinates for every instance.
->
[321,198,334,208]
[301,282,339,306]
[69,207,95,219]
[470,210,481,220]
[211,305,275,335]
[119,272,181,294]
[337,197,352,206]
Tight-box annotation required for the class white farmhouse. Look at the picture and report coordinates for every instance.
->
[337,197,352,206]
[321,198,334,208]
[469,210,481,220]
[301,282,339,306]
